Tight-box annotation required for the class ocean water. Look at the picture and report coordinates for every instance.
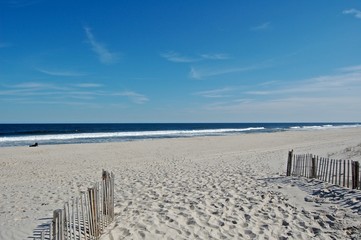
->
[0,123,360,147]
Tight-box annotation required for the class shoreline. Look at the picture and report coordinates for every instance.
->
[1,123,360,148]
[0,126,360,147]
[1,128,361,239]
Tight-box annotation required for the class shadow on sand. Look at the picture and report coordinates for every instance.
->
[28,218,51,240]
[260,175,361,215]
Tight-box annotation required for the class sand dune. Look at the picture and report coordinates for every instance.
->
[1,128,361,239]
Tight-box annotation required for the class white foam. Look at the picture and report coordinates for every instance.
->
[290,124,361,131]
[0,127,265,143]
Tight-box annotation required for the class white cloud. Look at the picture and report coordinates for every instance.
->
[9,82,53,89]
[193,87,234,98]
[251,22,271,31]
[198,64,361,121]
[343,9,361,19]
[72,83,103,88]
[84,27,118,64]
[338,64,361,72]
[1,82,148,105]
[161,51,230,63]
[37,68,87,77]
[161,51,200,63]
[246,69,361,96]
[190,64,265,79]
[7,82,71,91]
[200,53,230,60]
[116,91,149,104]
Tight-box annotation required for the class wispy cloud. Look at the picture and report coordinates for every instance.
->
[246,67,361,96]
[338,64,361,72]
[204,96,360,120]
[0,82,148,105]
[115,91,149,104]
[190,63,267,80]
[161,51,200,63]
[200,53,230,60]
[343,9,361,19]
[199,64,361,121]
[84,27,118,64]
[161,51,230,63]
[193,87,234,98]
[37,68,88,77]
[72,83,103,88]
[8,82,69,91]
[251,22,271,31]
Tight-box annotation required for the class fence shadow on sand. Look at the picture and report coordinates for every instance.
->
[30,170,115,240]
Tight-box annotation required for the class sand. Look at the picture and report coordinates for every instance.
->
[1,128,361,239]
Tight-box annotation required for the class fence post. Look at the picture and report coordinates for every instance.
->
[41,170,115,240]
[286,150,293,176]
[88,187,99,238]
[311,156,316,178]
[52,209,64,240]
[353,161,360,189]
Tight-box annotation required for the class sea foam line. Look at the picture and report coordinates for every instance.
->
[0,127,265,142]
[290,124,361,130]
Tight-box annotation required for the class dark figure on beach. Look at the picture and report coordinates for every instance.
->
[29,142,38,147]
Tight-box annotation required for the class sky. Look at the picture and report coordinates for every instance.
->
[1,0,361,123]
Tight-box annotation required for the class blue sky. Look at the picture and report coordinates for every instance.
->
[1,0,361,123]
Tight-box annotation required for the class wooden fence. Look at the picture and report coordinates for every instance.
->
[286,150,360,189]
[39,170,115,240]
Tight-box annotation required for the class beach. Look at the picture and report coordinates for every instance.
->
[1,128,361,239]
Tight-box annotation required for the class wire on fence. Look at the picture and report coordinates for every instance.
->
[286,151,360,190]
[39,170,115,240]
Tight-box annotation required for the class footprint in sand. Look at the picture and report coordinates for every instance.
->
[244,227,257,238]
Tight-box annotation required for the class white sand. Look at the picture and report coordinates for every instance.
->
[1,128,361,239]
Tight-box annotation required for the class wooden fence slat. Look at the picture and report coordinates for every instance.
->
[347,160,350,188]
[286,150,293,176]
[293,155,296,176]
[326,158,330,182]
[311,156,316,178]
[72,199,76,240]
[62,206,65,240]
[329,159,333,183]
[88,188,94,238]
[52,209,58,240]
[354,161,360,189]
[325,158,330,182]
[81,193,88,240]
[306,154,308,177]
[302,154,305,177]
[335,160,342,186]
[287,153,361,192]
[303,155,306,177]
[343,160,346,187]
[84,190,92,239]
[319,158,323,180]
[76,197,81,239]
[317,156,320,179]
[60,209,64,240]
[45,171,114,240]
[352,161,355,189]
[320,157,324,180]
[332,159,338,185]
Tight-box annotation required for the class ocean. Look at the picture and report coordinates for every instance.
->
[0,123,360,147]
